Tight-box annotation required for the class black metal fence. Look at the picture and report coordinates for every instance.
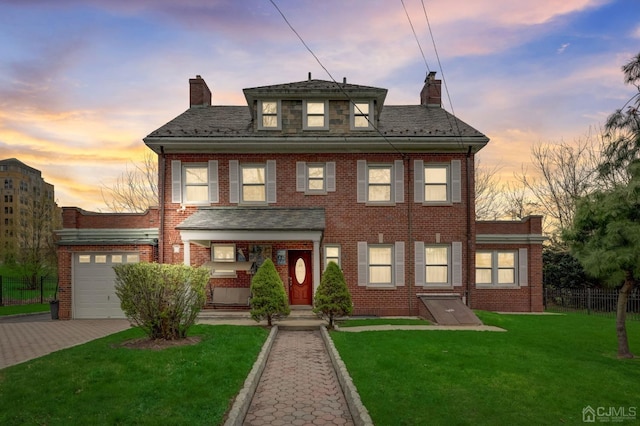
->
[544,287,640,321]
[0,276,58,306]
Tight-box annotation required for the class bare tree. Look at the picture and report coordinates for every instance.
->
[16,192,60,287]
[501,179,538,221]
[101,152,158,213]
[516,131,603,236]
[474,159,505,220]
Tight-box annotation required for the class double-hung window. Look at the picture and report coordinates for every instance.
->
[229,160,276,205]
[425,166,449,202]
[296,162,336,194]
[368,245,393,285]
[171,160,218,205]
[211,244,236,277]
[241,165,266,203]
[357,160,404,204]
[258,100,281,130]
[303,101,328,130]
[425,245,450,285]
[415,241,462,287]
[324,245,341,269]
[351,101,374,130]
[358,241,405,288]
[183,164,208,204]
[414,160,461,204]
[367,165,392,202]
[476,250,520,286]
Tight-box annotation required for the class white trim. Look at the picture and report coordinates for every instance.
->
[476,234,546,244]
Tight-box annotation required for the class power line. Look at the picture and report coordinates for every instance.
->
[268,0,406,157]
[401,0,430,72]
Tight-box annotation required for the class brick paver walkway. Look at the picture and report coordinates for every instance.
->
[244,330,354,426]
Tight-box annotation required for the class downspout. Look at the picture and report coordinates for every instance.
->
[159,146,165,264]
[465,146,472,307]
[406,154,413,315]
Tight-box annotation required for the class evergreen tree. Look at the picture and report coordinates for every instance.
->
[313,261,353,329]
[564,162,640,358]
[250,258,290,326]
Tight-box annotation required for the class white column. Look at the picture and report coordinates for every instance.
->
[183,240,191,266]
[313,239,321,296]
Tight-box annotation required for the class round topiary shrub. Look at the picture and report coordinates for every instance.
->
[250,258,290,326]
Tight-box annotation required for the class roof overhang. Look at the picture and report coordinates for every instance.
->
[143,136,489,155]
[177,207,325,246]
[476,234,546,245]
[55,228,159,246]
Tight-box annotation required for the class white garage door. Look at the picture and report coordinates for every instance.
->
[73,252,139,319]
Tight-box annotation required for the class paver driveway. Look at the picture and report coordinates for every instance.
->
[0,313,131,369]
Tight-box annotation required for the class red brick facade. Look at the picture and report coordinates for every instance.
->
[55,76,545,319]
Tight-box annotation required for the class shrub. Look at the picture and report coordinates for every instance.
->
[313,261,352,329]
[113,263,209,340]
[250,258,290,326]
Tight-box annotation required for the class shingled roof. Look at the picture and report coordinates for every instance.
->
[176,207,326,231]
[146,105,483,138]
[144,77,489,153]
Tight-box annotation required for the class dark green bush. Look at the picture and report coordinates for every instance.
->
[113,263,209,340]
[313,261,353,329]
[543,246,600,289]
[249,258,290,326]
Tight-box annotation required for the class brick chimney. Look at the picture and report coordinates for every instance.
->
[420,71,441,107]
[189,75,211,107]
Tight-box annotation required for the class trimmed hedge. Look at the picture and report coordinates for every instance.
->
[113,263,209,340]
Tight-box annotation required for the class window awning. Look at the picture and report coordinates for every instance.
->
[202,261,254,272]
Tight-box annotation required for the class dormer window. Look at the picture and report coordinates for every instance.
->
[303,100,328,130]
[258,100,281,130]
[351,100,374,130]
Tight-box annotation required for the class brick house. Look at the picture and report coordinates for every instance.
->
[56,73,544,319]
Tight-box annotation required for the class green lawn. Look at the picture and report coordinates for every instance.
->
[0,325,268,426]
[337,318,431,327]
[0,303,50,316]
[330,312,640,426]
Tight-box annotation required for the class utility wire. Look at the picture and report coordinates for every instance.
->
[268,0,406,157]
[419,0,466,150]
[401,0,430,72]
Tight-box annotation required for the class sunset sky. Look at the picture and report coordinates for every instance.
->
[1,0,638,211]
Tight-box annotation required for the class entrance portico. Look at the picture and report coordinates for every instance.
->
[176,207,325,300]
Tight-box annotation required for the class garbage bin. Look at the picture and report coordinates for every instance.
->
[50,300,59,320]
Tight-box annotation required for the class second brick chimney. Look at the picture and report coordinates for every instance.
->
[189,75,212,107]
[420,71,441,107]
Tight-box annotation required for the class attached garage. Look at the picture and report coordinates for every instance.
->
[56,207,160,320]
[73,252,140,319]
